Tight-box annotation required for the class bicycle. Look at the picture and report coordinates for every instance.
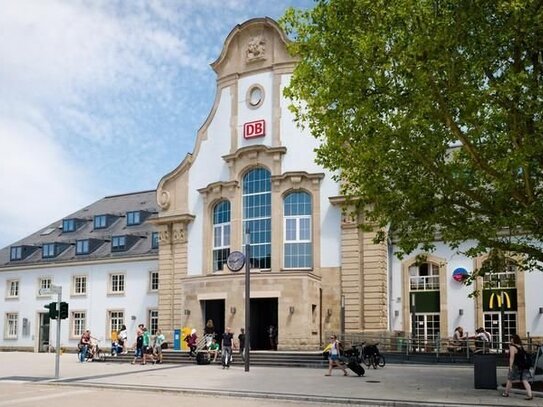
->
[77,339,105,362]
[361,343,386,369]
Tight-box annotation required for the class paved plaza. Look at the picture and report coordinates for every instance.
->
[0,352,540,406]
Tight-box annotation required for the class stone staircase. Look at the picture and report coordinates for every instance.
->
[104,350,327,368]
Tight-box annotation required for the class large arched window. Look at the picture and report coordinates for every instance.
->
[243,168,271,269]
[283,191,312,268]
[213,200,231,271]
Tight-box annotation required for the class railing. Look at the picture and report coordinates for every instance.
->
[331,331,541,362]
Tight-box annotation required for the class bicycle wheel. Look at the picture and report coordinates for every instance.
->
[362,354,371,367]
[95,349,105,362]
[377,354,386,368]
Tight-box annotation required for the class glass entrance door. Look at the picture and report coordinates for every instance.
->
[484,311,517,351]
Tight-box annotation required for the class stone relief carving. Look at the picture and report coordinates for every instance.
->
[246,35,266,62]
[159,229,170,243]
[158,190,171,210]
[173,226,186,243]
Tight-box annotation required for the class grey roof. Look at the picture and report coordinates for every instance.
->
[0,190,159,268]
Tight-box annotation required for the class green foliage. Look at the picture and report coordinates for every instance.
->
[281,0,543,274]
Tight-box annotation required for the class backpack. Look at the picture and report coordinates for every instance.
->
[514,346,532,370]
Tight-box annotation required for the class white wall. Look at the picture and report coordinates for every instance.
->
[390,241,543,336]
[0,259,158,350]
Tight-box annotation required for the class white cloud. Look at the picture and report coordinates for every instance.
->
[0,117,94,247]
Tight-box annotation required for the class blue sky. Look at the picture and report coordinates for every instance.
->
[0,0,314,249]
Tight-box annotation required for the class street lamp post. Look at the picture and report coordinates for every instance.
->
[244,225,251,372]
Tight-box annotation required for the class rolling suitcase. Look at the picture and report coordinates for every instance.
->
[347,360,365,376]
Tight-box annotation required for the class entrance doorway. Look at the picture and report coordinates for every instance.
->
[38,312,50,352]
[202,299,225,339]
[250,298,278,350]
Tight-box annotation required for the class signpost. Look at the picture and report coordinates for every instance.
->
[41,285,62,379]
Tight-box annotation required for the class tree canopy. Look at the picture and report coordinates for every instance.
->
[281,0,543,274]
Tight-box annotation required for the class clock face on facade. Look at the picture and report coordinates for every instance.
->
[227,251,246,272]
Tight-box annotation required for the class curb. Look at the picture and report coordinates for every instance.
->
[41,380,532,407]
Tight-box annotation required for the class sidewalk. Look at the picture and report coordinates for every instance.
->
[0,352,540,406]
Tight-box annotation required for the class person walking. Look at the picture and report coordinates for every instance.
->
[502,334,533,400]
[325,335,348,376]
[221,327,234,369]
[238,328,246,361]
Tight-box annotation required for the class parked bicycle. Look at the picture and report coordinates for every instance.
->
[361,342,385,369]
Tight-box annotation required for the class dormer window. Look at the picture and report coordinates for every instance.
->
[112,236,126,252]
[42,243,56,258]
[76,240,90,255]
[94,215,107,229]
[63,219,76,232]
[126,211,141,226]
[42,243,68,259]
[62,218,84,233]
[10,246,22,261]
[151,232,159,249]
[9,245,38,261]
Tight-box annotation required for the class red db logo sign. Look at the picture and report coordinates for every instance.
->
[243,120,265,139]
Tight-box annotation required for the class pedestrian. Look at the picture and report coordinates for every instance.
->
[153,329,165,364]
[221,327,234,369]
[118,324,128,354]
[142,327,156,365]
[238,328,246,361]
[502,334,533,400]
[268,325,277,350]
[131,324,144,365]
[208,338,220,363]
[325,335,348,376]
[185,329,198,358]
[79,330,91,363]
[470,327,491,353]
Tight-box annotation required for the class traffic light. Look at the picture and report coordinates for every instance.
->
[44,302,58,319]
[59,302,69,320]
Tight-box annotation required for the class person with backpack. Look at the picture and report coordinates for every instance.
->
[502,334,533,400]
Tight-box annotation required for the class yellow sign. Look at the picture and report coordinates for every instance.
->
[489,291,511,309]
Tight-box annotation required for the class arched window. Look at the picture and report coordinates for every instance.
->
[283,191,312,268]
[213,200,231,271]
[243,168,271,269]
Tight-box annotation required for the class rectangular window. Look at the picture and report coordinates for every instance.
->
[5,313,18,339]
[76,240,89,255]
[63,219,75,232]
[148,309,159,335]
[42,243,56,258]
[213,223,230,271]
[109,311,124,336]
[10,246,22,261]
[149,271,159,291]
[109,274,125,294]
[38,278,52,295]
[94,215,107,229]
[126,211,141,226]
[151,232,159,249]
[72,311,86,337]
[7,280,19,298]
[111,236,126,252]
[73,276,87,295]
[283,215,312,269]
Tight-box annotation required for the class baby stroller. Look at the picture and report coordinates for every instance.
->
[362,342,386,369]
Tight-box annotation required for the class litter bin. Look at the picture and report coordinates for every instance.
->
[473,354,497,389]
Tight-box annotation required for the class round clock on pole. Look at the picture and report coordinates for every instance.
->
[227,251,246,272]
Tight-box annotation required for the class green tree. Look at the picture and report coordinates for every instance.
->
[281,0,543,275]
